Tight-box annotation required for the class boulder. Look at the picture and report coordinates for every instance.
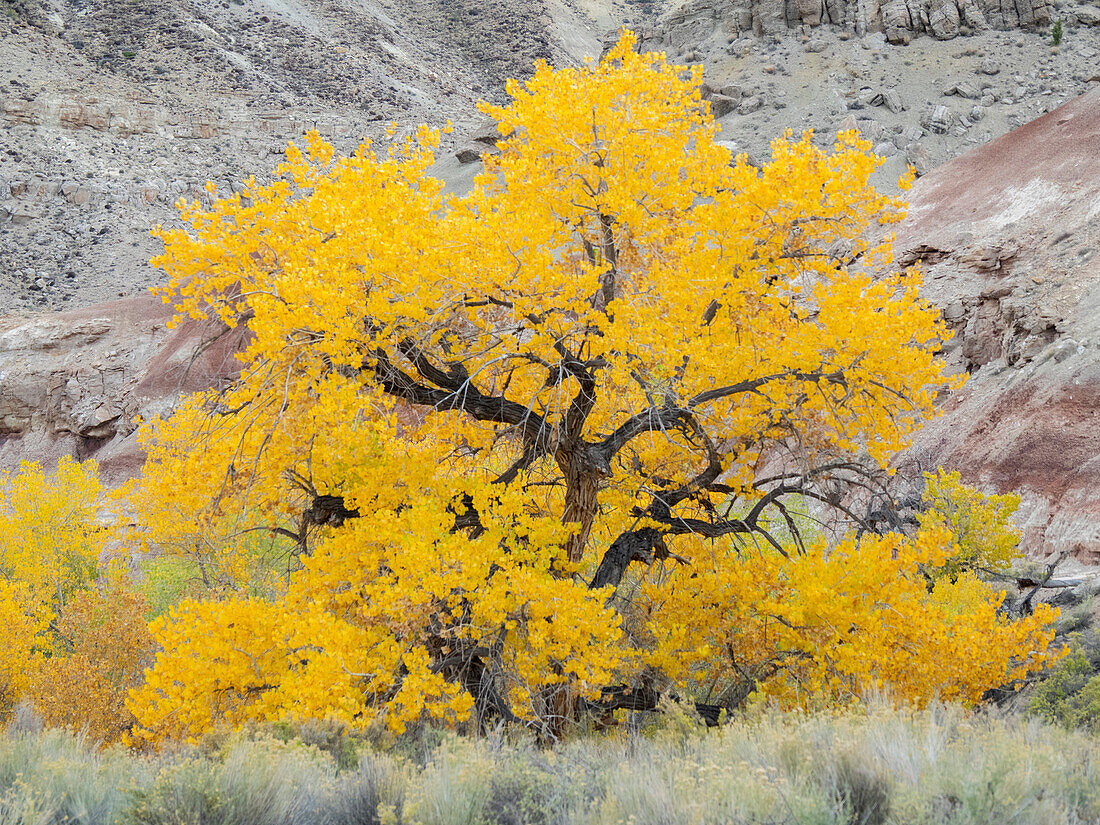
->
[1076,6,1100,26]
[922,104,956,134]
[455,146,483,164]
[708,93,740,118]
[737,95,765,114]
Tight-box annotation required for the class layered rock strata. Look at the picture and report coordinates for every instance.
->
[899,88,1100,563]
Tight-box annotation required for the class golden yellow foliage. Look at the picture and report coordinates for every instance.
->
[0,456,103,602]
[0,456,106,719]
[29,576,156,744]
[640,523,1057,707]
[920,468,1022,579]
[0,580,49,717]
[129,33,1056,740]
[0,458,155,743]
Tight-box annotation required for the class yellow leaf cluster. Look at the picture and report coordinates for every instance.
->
[0,580,49,717]
[638,523,1059,708]
[0,456,102,602]
[129,446,627,740]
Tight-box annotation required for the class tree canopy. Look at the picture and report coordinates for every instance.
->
[129,33,1059,742]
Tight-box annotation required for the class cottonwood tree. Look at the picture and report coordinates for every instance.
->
[129,34,1059,741]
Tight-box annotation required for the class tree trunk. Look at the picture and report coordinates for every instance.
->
[558,446,602,565]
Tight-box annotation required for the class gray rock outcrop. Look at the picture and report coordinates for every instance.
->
[648,0,1050,46]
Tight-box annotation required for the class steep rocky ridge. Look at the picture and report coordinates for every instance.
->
[900,87,1100,563]
[0,0,648,312]
[650,0,1061,44]
[4,0,1100,314]
[633,2,1100,206]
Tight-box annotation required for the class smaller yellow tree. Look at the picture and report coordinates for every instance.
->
[0,456,103,600]
[920,468,1022,580]
[29,576,155,744]
[0,457,153,743]
[0,456,105,717]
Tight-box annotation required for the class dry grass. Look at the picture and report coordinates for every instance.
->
[1,702,1098,825]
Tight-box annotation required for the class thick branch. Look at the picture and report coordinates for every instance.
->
[597,369,846,462]
[688,368,847,408]
[597,403,684,462]
[563,355,599,439]
[370,347,549,444]
[589,528,665,590]
[428,639,521,729]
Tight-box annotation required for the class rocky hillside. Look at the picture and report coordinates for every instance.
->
[0,0,649,312]
[0,297,246,482]
[652,0,1072,45]
[901,87,1100,564]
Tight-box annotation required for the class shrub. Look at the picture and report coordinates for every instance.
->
[0,725,139,825]
[123,738,334,825]
[269,717,361,772]
[828,755,891,825]
[1029,650,1100,731]
[2,707,1100,824]
[480,757,561,825]
[326,754,407,825]
[123,758,226,825]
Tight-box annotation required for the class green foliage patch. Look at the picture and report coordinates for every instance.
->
[1030,649,1100,732]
